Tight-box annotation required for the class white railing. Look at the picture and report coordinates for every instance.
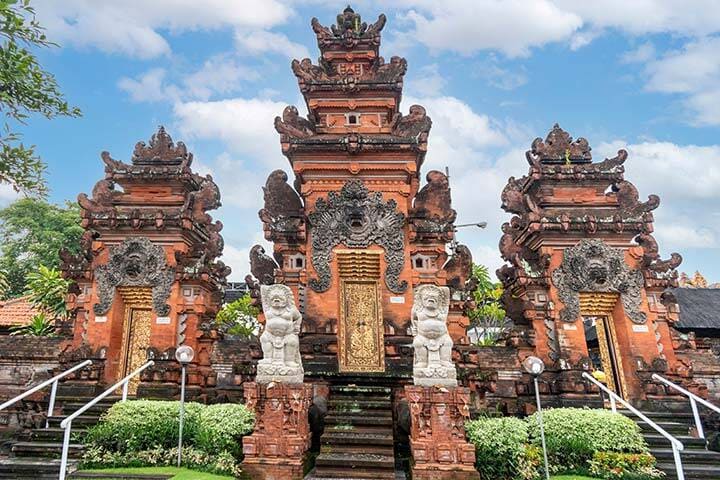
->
[652,373,720,440]
[0,360,92,429]
[58,360,154,479]
[582,372,685,480]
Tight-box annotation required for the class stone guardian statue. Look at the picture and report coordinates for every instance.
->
[257,284,303,384]
[411,284,457,387]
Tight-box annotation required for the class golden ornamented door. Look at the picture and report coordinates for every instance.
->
[118,308,152,395]
[337,250,385,373]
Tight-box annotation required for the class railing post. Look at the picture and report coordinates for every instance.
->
[609,394,617,413]
[122,380,129,402]
[46,379,58,429]
[59,420,72,479]
[689,397,704,439]
[672,443,685,480]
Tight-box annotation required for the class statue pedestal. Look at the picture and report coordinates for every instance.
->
[404,385,479,480]
[256,361,304,384]
[242,381,313,480]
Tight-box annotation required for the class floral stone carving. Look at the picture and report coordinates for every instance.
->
[308,179,406,293]
[411,284,457,387]
[93,237,174,316]
[257,284,303,384]
[552,239,647,324]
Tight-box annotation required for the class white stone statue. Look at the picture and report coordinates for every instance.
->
[257,284,303,384]
[411,284,457,387]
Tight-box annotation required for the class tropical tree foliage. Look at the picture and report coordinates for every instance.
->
[0,197,82,297]
[1,0,81,196]
[25,264,68,319]
[215,293,260,338]
[10,311,53,336]
[466,264,508,346]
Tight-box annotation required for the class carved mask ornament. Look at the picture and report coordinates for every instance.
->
[308,180,407,293]
[552,239,646,324]
[93,237,174,316]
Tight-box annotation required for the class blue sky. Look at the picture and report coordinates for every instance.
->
[12,0,720,282]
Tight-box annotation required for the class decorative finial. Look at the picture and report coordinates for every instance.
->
[527,124,591,165]
[132,126,192,166]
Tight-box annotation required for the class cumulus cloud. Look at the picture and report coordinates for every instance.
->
[234,29,311,60]
[34,0,292,58]
[117,68,173,103]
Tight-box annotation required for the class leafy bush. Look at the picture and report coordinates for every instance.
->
[589,451,665,480]
[10,312,55,336]
[466,416,538,480]
[85,400,254,460]
[526,408,648,472]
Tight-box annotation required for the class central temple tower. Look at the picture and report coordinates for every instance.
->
[248,6,473,379]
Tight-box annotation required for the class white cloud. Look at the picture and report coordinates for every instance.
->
[182,56,259,101]
[400,0,582,57]
[234,29,311,60]
[474,63,527,91]
[621,42,656,64]
[406,64,447,97]
[35,0,292,58]
[0,184,22,206]
[643,36,720,125]
[118,68,174,103]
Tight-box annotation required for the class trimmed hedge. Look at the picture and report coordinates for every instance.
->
[589,451,664,479]
[84,400,254,472]
[466,408,653,480]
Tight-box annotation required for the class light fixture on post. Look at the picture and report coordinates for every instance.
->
[175,345,194,468]
[523,355,550,480]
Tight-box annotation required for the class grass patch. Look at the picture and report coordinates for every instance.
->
[551,476,602,480]
[77,466,235,480]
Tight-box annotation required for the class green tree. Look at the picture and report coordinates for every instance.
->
[10,312,53,336]
[467,264,508,346]
[25,264,68,319]
[1,0,81,196]
[0,197,83,296]
[216,293,260,338]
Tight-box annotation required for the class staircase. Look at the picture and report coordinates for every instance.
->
[620,409,720,480]
[307,384,399,480]
[0,395,120,479]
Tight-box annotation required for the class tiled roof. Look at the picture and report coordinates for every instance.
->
[0,296,40,327]
[672,288,720,330]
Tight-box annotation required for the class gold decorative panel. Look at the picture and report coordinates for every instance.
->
[579,292,619,316]
[337,250,384,373]
[118,308,152,395]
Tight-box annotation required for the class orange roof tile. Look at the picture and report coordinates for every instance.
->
[0,296,40,326]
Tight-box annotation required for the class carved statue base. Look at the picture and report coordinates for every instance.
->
[242,382,313,480]
[256,362,304,384]
[404,385,479,480]
[413,363,458,387]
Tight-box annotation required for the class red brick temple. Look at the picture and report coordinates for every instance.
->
[1,5,720,480]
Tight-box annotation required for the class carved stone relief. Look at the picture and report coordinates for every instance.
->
[308,180,407,293]
[411,284,457,387]
[552,239,646,324]
[94,237,174,316]
[257,284,303,384]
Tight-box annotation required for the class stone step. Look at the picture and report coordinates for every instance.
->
[61,402,116,416]
[328,398,392,411]
[656,463,720,480]
[48,414,100,428]
[305,467,397,480]
[315,451,395,470]
[31,427,87,442]
[651,448,720,466]
[0,457,74,479]
[327,406,393,417]
[325,414,393,427]
[330,394,392,404]
[636,420,690,436]
[644,433,706,449]
[12,441,84,458]
[322,430,395,446]
[321,443,394,455]
[330,385,392,396]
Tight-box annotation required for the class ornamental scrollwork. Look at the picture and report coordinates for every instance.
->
[308,180,406,293]
[94,237,174,316]
[551,239,646,324]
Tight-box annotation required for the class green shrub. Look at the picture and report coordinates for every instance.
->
[466,416,538,480]
[84,400,254,460]
[195,403,255,457]
[526,408,648,472]
[589,451,664,479]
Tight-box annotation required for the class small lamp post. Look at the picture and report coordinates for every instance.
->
[175,345,194,468]
[523,355,550,480]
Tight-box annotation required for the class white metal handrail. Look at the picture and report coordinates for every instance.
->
[0,359,92,429]
[652,373,720,440]
[57,360,154,479]
[582,372,685,480]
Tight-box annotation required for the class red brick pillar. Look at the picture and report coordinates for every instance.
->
[405,385,479,480]
[242,382,313,480]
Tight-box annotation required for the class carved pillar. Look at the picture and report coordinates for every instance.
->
[404,385,479,480]
[242,382,313,480]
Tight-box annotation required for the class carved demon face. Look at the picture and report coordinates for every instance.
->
[124,252,145,279]
[270,291,288,309]
[421,291,439,311]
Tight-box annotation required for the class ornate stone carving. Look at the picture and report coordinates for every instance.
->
[257,284,303,384]
[185,174,221,225]
[274,105,316,139]
[249,245,278,286]
[552,239,647,324]
[444,245,473,293]
[308,180,407,293]
[612,180,660,215]
[527,123,591,165]
[93,237,174,316]
[391,104,432,140]
[258,170,304,236]
[411,284,457,386]
[132,125,192,166]
[410,170,456,234]
[311,6,386,44]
